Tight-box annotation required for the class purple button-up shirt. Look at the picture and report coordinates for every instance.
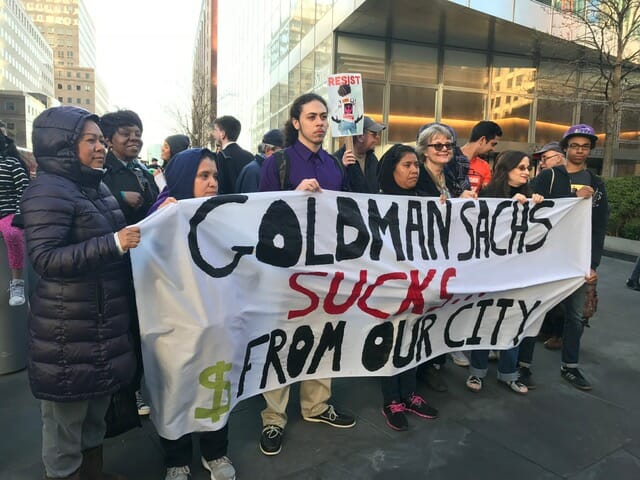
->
[259,140,345,192]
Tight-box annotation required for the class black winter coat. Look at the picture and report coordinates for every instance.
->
[102,151,159,225]
[21,106,136,401]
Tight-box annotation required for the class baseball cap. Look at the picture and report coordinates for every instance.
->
[532,141,564,159]
[262,128,284,147]
[363,116,386,133]
[560,124,598,149]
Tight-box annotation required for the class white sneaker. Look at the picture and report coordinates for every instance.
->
[450,351,470,367]
[165,465,191,480]
[201,455,236,480]
[8,279,25,306]
[135,390,150,415]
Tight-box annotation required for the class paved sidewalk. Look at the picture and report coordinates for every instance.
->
[2,255,640,479]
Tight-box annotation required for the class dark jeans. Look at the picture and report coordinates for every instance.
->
[519,303,565,366]
[630,256,640,282]
[160,425,229,467]
[380,367,417,405]
[540,304,565,338]
[561,283,587,367]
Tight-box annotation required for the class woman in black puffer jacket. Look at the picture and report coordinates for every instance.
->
[21,106,141,480]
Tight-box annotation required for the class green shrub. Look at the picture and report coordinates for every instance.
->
[620,218,640,241]
[604,176,640,239]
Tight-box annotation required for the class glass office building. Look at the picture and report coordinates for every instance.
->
[215,0,640,175]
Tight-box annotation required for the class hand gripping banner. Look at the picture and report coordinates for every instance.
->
[130,191,590,439]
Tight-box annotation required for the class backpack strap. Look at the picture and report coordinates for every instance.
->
[271,149,290,190]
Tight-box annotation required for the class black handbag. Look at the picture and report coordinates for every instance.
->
[104,383,141,438]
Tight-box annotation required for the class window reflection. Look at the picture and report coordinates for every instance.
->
[490,95,531,142]
[443,50,488,89]
[535,98,574,144]
[620,109,640,145]
[441,90,485,140]
[537,61,577,97]
[492,56,536,95]
[391,43,437,85]
[579,103,606,144]
[388,85,436,143]
[336,37,386,81]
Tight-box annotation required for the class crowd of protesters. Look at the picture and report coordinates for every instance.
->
[4,88,631,479]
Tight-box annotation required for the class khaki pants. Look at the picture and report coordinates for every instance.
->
[261,378,331,428]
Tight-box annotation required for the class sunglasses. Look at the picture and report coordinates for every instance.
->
[427,142,455,151]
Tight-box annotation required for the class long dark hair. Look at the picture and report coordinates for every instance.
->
[283,93,327,147]
[484,150,532,197]
[378,144,420,195]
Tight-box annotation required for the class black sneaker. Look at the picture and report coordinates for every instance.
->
[259,425,283,456]
[303,405,356,428]
[518,366,537,390]
[560,366,592,390]
[382,402,408,431]
[627,278,640,291]
[403,393,438,419]
[418,364,448,392]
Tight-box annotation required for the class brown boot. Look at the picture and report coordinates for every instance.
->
[44,469,81,479]
[544,336,563,350]
[80,446,127,480]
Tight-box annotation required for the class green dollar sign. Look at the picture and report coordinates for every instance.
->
[194,361,233,422]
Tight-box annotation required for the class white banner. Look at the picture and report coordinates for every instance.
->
[130,191,591,439]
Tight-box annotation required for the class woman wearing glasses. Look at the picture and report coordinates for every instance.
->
[415,124,476,200]
[465,150,543,395]
[414,124,476,392]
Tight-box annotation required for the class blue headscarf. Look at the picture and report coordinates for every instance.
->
[164,147,216,200]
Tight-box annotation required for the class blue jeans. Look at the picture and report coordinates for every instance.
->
[561,283,587,367]
[469,346,520,382]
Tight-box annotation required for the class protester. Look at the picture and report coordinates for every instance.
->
[460,120,503,193]
[416,122,471,197]
[414,123,476,391]
[377,143,439,430]
[235,128,283,193]
[258,93,354,456]
[465,151,543,395]
[212,115,254,194]
[530,124,608,391]
[21,106,140,480]
[0,131,29,306]
[100,109,158,416]
[161,134,190,169]
[101,110,159,225]
[334,115,386,193]
[147,148,236,480]
[628,256,640,291]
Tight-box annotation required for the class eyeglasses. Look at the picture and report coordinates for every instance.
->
[540,153,561,163]
[515,165,533,171]
[366,130,381,138]
[427,142,455,151]
[116,128,142,139]
[568,143,591,151]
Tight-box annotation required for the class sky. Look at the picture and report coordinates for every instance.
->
[89,0,203,158]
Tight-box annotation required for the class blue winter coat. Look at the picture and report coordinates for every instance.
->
[21,106,136,401]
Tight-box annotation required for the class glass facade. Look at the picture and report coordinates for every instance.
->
[215,0,640,174]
